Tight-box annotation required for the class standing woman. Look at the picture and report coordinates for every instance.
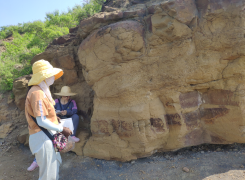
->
[25,60,72,180]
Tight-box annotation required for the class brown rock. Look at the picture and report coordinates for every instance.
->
[63,70,78,85]
[182,167,190,173]
[57,37,67,44]
[31,51,55,64]
[12,75,32,110]
[0,114,7,123]
[76,0,245,161]
[69,27,78,33]
[17,128,29,146]
[0,123,13,139]
[72,131,90,156]
[7,95,14,104]
[59,55,75,70]
[103,6,118,12]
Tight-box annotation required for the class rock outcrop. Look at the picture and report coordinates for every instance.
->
[78,0,245,161]
[13,75,32,110]
[0,92,26,141]
[13,0,245,161]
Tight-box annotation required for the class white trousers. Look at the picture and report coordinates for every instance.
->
[35,140,62,180]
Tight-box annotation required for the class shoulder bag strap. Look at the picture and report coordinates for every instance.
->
[30,115,54,140]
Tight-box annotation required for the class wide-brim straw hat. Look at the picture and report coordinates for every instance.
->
[54,86,77,96]
[28,59,63,86]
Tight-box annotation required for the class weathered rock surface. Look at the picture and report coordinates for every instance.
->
[0,122,13,139]
[0,91,26,142]
[13,75,32,110]
[17,128,29,146]
[12,0,245,161]
[77,0,245,161]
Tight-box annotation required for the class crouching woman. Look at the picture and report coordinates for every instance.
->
[54,86,80,142]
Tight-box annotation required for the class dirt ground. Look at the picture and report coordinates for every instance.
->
[1,143,245,180]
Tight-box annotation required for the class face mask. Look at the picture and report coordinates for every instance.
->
[45,76,55,86]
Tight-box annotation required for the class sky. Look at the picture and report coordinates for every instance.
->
[0,0,84,27]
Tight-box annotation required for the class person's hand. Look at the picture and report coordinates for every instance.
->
[57,117,61,123]
[61,127,72,138]
[61,110,67,116]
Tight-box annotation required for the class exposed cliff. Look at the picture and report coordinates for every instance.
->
[10,0,245,161]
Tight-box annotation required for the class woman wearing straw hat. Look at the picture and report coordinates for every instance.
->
[25,59,72,179]
[27,86,80,172]
[53,86,80,142]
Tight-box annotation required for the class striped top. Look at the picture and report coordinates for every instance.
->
[25,86,59,135]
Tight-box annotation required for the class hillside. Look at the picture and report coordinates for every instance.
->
[0,0,103,92]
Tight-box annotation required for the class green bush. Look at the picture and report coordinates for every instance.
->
[0,0,104,92]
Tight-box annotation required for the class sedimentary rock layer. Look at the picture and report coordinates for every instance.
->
[77,0,245,161]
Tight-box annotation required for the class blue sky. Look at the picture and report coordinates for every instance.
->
[0,0,84,27]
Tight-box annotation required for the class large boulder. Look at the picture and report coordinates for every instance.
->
[77,0,245,161]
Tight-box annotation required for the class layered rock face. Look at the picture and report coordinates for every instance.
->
[77,0,245,161]
[13,0,245,161]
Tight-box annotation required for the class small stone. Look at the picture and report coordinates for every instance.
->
[131,161,135,164]
[216,148,221,152]
[182,167,190,173]
[201,151,204,153]
[233,149,238,151]
[241,165,244,168]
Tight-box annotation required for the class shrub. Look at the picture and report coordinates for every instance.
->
[0,0,104,91]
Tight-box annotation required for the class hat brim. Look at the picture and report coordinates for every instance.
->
[53,92,77,96]
[28,68,63,86]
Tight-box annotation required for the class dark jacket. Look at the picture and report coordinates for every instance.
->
[54,99,77,118]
